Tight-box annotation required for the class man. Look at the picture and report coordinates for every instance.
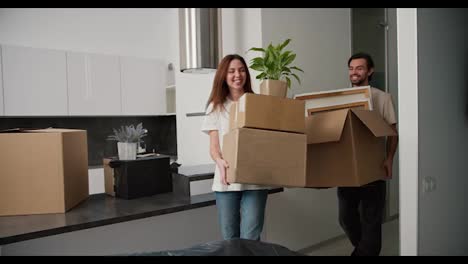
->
[338,52,399,256]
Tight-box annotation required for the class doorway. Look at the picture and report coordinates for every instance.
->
[351,7,400,221]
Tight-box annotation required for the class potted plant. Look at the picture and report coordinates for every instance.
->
[107,123,147,160]
[248,38,304,98]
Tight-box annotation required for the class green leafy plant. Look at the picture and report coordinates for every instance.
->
[248,38,304,89]
[107,123,147,143]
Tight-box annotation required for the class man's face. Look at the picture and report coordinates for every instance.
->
[348,58,373,87]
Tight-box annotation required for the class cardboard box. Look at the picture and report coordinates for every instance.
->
[229,93,305,134]
[223,128,307,187]
[0,128,89,216]
[103,158,115,196]
[305,109,397,187]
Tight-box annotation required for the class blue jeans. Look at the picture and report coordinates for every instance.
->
[215,190,268,241]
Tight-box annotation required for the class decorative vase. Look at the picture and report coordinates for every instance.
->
[117,142,137,160]
[260,80,288,98]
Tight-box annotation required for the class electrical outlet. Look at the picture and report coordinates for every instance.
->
[423,176,437,193]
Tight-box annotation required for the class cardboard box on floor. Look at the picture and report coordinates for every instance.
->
[305,108,397,187]
[222,128,307,187]
[229,93,305,134]
[103,158,116,196]
[0,128,89,216]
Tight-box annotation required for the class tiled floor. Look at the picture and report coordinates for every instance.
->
[304,219,399,256]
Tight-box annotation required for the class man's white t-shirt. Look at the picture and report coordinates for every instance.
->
[201,98,268,192]
[370,87,397,125]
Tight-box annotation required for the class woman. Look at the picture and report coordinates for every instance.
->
[201,54,269,241]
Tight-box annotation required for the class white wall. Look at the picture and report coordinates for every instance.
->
[260,8,352,250]
[221,8,263,93]
[261,8,351,99]
[397,8,419,256]
[416,8,468,255]
[0,8,178,85]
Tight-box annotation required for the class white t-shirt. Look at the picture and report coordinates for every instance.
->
[370,87,397,125]
[201,98,268,192]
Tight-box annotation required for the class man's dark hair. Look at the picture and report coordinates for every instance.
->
[348,52,375,81]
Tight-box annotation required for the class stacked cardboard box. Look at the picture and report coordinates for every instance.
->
[222,87,398,189]
[222,93,308,187]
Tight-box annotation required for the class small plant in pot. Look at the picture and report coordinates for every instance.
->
[248,38,304,98]
[107,123,147,160]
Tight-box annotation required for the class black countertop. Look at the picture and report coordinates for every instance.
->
[177,164,216,181]
[0,164,283,246]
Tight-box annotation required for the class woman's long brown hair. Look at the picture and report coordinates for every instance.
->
[206,54,254,113]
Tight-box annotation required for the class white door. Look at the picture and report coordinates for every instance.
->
[67,52,121,115]
[2,45,68,116]
[0,46,3,116]
[120,57,166,115]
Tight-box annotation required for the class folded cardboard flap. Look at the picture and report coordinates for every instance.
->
[0,127,43,133]
[350,109,397,137]
[305,109,348,144]
[0,128,86,134]
[306,108,396,145]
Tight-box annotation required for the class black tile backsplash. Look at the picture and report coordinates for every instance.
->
[0,116,177,166]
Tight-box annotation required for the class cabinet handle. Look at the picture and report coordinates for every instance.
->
[186,112,206,117]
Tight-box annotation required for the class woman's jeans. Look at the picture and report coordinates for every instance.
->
[215,189,268,241]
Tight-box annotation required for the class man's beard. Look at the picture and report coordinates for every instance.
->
[350,75,366,87]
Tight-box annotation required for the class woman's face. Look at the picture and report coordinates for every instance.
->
[226,59,247,92]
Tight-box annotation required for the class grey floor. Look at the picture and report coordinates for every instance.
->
[304,219,399,256]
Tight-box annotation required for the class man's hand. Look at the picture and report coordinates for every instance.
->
[215,158,230,185]
[382,158,393,179]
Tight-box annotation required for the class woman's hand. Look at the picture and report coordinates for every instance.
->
[215,158,230,185]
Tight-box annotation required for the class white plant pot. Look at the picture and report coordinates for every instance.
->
[117,142,137,160]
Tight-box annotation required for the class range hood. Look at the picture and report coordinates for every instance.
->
[179,8,222,73]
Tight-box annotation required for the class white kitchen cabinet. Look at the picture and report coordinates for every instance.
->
[0,46,3,116]
[120,57,166,115]
[67,52,121,115]
[2,45,68,116]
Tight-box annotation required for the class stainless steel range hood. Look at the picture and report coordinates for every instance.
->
[179,8,222,73]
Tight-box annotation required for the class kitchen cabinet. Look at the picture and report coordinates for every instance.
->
[1,43,169,117]
[0,46,3,116]
[120,57,166,115]
[2,45,68,116]
[67,52,121,115]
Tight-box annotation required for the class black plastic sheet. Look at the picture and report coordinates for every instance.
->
[129,238,303,256]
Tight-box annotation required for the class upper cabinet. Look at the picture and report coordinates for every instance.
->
[1,44,170,117]
[2,45,68,116]
[120,57,166,115]
[0,46,4,116]
[67,52,121,115]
